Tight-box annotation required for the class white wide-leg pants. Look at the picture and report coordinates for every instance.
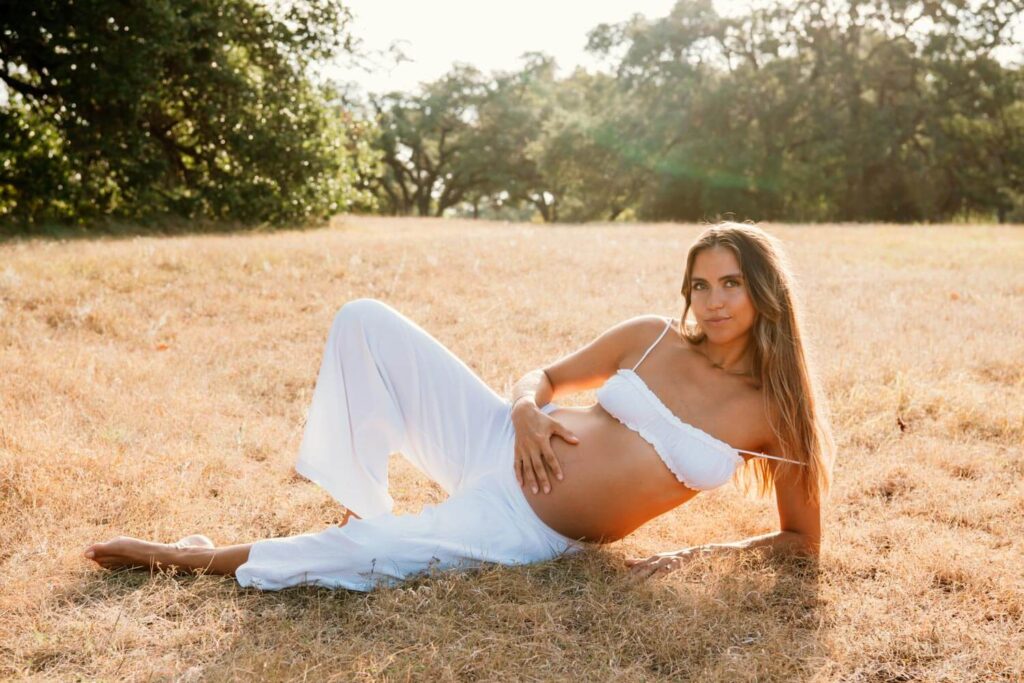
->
[235,298,587,592]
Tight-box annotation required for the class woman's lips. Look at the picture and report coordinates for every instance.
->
[706,317,730,325]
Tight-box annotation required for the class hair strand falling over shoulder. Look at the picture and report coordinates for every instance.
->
[679,221,836,505]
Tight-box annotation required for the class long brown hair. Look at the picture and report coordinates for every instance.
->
[679,221,835,505]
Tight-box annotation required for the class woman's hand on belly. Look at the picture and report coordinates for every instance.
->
[521,407,700,542]
[511,401,580,494]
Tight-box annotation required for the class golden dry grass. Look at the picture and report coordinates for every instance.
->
[1,216,1022,681]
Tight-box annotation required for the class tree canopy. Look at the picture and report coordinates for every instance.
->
[366,0,1024,223]
[2,0,1021,228]
[0,0,379,226]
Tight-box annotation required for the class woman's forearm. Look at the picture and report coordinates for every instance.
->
[510,368,554,411]
[628,531,819,579]
[704,531,819,561]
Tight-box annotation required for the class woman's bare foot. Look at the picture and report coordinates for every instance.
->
[84,533,252,577]
[82,536,178,571]
[83,534,213,571]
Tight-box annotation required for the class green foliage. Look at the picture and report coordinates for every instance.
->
[0,0,378,227]
[524,68,652,222]
[5,0,1020,226]
[365,0,1023,224]
[587,0,1024,223]
[367,64,492,217]
[368,56,652,222]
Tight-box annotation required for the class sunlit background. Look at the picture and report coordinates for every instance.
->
[2,3,1023,679]
[331,0,1024,94]
[332,0,683,93]
[2,0,1022,229]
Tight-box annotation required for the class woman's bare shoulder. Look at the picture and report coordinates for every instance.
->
[544,315,675,393]
[608,314,677,343]
[620,313,676,327]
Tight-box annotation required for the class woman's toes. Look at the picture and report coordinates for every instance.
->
[83,537,153,569]
[83,540,115,561]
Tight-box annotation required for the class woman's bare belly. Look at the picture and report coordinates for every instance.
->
[521,405,699,543]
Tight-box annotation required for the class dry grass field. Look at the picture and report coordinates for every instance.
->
[1,216,1021,681]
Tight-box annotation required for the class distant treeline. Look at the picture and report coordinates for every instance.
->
[2,0,1022,229]
[367,0,1024,224]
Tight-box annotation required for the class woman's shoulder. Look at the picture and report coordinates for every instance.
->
[612,314,677,341]
[622,313,675,326]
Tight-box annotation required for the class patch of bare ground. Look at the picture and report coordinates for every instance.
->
[1,218,1021,680]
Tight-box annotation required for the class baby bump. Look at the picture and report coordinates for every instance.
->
[521,405,698,542]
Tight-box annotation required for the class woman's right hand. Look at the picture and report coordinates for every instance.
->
[511,399,579,494]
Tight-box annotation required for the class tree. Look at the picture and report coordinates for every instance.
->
[0,0,377,226]
[520,68,652,222]
[378,55,653,223]
[586,0,1024,223]
[368,65,494,217]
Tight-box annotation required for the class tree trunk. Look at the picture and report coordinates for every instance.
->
[532,198,550,222]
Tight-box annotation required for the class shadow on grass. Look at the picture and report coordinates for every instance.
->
[60,547,824,680]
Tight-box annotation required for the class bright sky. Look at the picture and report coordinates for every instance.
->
[322,0,1023,95]
[325,0,749,95]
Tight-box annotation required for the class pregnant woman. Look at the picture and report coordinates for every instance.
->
[84,222,835,590]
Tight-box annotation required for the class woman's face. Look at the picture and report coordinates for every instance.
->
[688,246,757,342]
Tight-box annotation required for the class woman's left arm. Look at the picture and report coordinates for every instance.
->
[627,459,820,579]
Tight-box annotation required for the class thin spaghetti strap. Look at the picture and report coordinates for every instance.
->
[632,317,674,372]
[737,449,807,466]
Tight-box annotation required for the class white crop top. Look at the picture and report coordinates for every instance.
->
[593,317,805,491]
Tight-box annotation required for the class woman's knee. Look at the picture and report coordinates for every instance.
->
[332,298,395,331]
